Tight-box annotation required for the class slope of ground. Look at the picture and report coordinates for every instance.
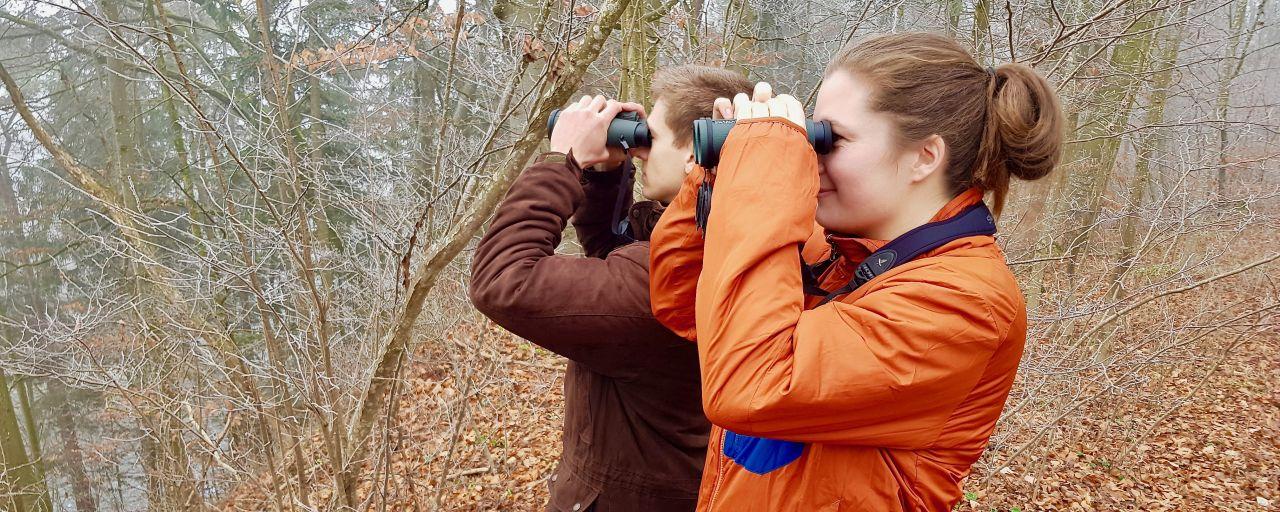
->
[223,317,1275,511]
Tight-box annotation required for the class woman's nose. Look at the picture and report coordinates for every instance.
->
[633,147,650,161]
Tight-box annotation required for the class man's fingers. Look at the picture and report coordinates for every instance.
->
[752,82,773,102]
[618,101,647,118]
[733,93,751,120]
[588,94,607,112]
[600,99,625,120]
[564,94,592,112]
[713,97,733,120]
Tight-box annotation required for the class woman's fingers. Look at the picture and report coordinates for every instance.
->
[713,97,733,119]
[731,85,805,127]
[751,102,770,118]
[752,82,772,102]
[733,93,752,120]
[775,94,796,112]
[774,94,806,130]
[763,98,780,116]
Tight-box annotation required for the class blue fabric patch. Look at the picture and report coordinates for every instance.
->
[722,430,805,475]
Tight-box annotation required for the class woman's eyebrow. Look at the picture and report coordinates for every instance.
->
[827,119,852,134]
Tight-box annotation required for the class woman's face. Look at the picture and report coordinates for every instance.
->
[812,71,920,238]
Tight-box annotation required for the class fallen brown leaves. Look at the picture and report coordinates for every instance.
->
[221,311,1276,511]
[963,334,1278,511]
[222,228,1280,512]
[221,320,566,511]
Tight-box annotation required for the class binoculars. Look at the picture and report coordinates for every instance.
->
[548,109,651,148]
[547,109,834,167]
[692,118,832,167]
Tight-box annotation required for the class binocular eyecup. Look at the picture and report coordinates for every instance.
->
[693,118,833,168]
[547,109,651,148]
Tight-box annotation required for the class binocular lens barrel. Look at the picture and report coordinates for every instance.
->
[693,118,833,167]
[547,109,651,148]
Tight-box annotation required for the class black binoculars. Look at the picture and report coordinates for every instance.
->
[692,118,833,167]
[547,109,651,148]
[547,108,833,168]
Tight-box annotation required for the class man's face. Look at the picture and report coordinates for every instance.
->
[636,100,694,204]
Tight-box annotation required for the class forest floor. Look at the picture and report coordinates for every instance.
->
[403,318,1278,511]
[219,316,1275,511]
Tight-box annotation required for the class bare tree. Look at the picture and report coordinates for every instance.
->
[0,0,1275,510]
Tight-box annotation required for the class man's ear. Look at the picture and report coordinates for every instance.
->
[684,151,696,175]
[910,134,947,183]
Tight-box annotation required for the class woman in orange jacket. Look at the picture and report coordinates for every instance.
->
[648,33,1064,511]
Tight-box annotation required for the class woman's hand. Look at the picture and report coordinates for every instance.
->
[549,95,647,169]
[712,82,806,134]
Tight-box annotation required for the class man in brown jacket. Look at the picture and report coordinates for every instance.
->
[469,66,752,511]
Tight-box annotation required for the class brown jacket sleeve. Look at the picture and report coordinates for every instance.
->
[571,165,633,258]
[469,152,659,379]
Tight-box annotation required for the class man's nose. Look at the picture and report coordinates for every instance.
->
[632,147,650,161]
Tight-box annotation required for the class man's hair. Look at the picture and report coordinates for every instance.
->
[651,65,753,147]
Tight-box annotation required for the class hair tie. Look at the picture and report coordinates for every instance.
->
[986,65,996,78]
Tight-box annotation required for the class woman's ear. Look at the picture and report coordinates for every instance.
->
[909,134,947,183]
[684,152,696,175]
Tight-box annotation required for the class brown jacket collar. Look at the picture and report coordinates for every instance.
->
[627,200,666,242]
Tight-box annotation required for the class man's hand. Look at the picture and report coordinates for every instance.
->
[712,82,805,134]
[549,95,646,169]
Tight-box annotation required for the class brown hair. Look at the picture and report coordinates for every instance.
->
[651,65,754,147]
[825,32,1064,215]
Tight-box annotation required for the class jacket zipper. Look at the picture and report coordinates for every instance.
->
[708,429,729,510]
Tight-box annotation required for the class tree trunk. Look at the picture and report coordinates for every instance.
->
[0,141,51,512]
[684,0,704,55]
[251,1,351,506]
[101,0,140,192]
[721,0,758,75]
[947,0,964,36]
[13,380,44,500]
[1214,0,1267,196]
[1109,2,1189,297]
[1057,0,1160,278]
[0,370,51,512]
[620,0,660,105]
[972,0,991,59]
[52,383,98,512]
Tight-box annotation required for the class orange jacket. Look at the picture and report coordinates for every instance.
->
[649,118,1026,511]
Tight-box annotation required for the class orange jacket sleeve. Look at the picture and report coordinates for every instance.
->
[695,118,1016,449]
[648,164,710,341]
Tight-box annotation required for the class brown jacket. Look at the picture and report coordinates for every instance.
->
[469,152,708,512]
